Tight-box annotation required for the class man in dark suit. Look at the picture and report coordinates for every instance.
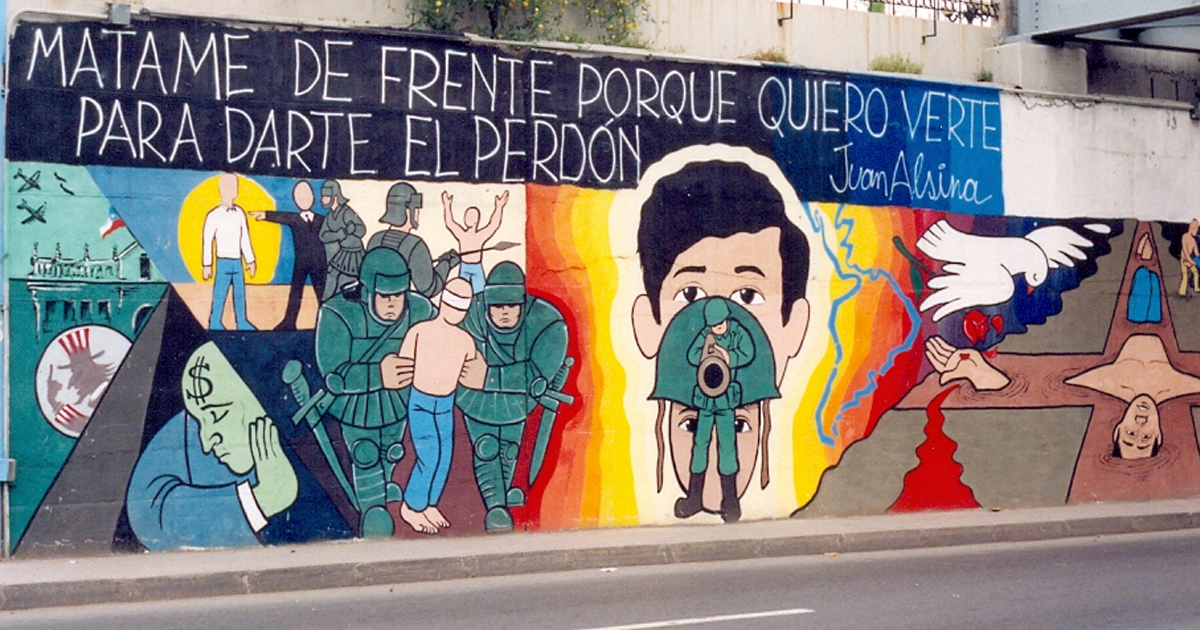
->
[252,181,327,330]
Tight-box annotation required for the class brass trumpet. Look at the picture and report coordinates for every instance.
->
[697,333,731,398]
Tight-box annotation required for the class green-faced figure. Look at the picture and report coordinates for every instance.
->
[315,247,434,537]
[652,297,779,523]
[457,261,569,532]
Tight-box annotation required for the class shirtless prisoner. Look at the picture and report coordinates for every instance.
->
[397,278,482,533]
[443,190,507,293]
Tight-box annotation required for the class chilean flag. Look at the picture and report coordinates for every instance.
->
[100,207,126,239]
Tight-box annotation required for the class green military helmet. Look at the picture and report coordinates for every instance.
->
[360,247,411,298]
[482,261,528,334]
[650,298,779,406]
[484,261,527,306]
[320,180,348,208]
[704,299,730,326]
[380,182,423,228]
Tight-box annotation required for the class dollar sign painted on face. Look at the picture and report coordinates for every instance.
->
[185,356,213,407]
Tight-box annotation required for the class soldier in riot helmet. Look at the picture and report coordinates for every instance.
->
[456,261,570,533]
[317,180,366,300]
[367,182,461,299]
[314,247,434,537]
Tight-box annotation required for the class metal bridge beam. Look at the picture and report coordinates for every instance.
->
[1013,0,1200,41]
[1076,24,1200,53]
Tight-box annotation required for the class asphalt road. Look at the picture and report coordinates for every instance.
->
[6,528,1200,630]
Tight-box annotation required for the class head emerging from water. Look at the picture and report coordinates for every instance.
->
[1112,393,1162,460]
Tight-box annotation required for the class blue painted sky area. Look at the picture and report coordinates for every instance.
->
[768,72,1004,216]
[86,166,322,283]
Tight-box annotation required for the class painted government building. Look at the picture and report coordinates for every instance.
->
[3,0,1200,558]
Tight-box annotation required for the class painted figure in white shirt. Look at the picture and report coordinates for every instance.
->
[202,173,258,330]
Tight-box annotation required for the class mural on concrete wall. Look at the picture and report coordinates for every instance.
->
[7,15,1188,557]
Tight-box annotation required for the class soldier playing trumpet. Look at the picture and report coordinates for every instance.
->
[679,299,755,522]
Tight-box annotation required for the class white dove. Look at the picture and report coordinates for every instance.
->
[916,220,1109,322]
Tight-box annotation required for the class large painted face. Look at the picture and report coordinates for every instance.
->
[669,402,761,512]
[182,344,261,475]
[1113,394,1162,460]
[633,227,808,383]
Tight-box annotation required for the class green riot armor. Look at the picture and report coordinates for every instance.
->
[651,298,779,410]
[314,248,433,537]
[366,182,458,299]
[456,262,569,532]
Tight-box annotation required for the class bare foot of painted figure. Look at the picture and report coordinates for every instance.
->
[400,501,438,534]
[426,505,451,529]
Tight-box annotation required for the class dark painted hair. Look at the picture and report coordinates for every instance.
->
[637,160,810,324]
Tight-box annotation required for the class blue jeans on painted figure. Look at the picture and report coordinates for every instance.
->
[210,258,255,330]
[460,262,486,294]
[1128,267,1162,324]
[406,389,455,511]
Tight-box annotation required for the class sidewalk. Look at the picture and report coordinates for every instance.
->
[3,498,1200,611]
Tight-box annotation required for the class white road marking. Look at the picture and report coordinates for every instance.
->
[573,607,816,630]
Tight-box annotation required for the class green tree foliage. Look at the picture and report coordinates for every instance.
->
[412,0,647,47]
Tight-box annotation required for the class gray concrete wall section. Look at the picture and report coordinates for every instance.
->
[4,499,1200,611]
[793,410,924,517]
[1087,44,1200,103]
[947,407,1089,509]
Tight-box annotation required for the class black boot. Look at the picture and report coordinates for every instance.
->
[720,474,741,523]
[674,472,706,518]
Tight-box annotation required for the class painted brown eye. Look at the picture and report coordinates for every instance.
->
[734,418,752,433]
[678,418,698,433]
[673,286,707,303]
[731,288,764,306]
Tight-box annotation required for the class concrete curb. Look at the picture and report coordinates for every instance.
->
[3,502,1200,611]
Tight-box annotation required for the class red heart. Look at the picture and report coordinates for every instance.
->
[990,315,1003,334]
[963,310,988,346]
